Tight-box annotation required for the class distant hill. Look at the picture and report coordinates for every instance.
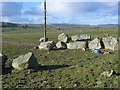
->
[50,23,119,27]
[1,22,18,27]
[1,22,118,28]
[1,22,30,28]
[0,22,44,29]
[98,24,118,27]
[51,23,90,27]
[1,22,56,29]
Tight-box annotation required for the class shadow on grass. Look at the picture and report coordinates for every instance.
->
[2,67,13,75]
[2,64,69,75]
[37,64,69,71]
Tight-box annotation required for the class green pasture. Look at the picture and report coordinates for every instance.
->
[2,26,119,88]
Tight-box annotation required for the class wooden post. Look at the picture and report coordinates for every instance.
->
[44,0,47,42]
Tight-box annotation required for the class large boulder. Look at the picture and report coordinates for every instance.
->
[12,52,39,70]
[89,38,102,50]
[38,41,55,50]
[102,36,118,50]
[67,41,87,49]
[71,34,91,41]
[0,53,7,67]
[56,41,67,49]
[58,33,70,43]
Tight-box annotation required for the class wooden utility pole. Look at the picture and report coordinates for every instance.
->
[44,0,47,42]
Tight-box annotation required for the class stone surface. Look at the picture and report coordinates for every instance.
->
[39,37,45,42]
[102,36,118,50]
[56,41,67,49]
[39,37,48,42]
[103,52,112,54]
[100,70,114,77]
[71,34,91,41]
[38,41,55,50]
[58,33,70,43]
[89,38,102,50]
[12,52,39,70]
[67,41,87,49]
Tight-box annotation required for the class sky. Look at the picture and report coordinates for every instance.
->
[0,0,119,25]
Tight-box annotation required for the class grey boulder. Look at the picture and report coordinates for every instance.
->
[71,34,91,41]
[67,41,87,49]
[102,36,118,51]
[12,52,39,70]
[56,41,67,49]
[89,38,102,50]
[58,33,70,43]
[38,41,55,50]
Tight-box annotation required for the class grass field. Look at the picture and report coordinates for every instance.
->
[2,26,119,88]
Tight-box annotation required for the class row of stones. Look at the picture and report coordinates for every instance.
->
[38,33,119,51]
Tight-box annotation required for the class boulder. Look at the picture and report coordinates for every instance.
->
[12,52,39,70]
[56,41,67,49]
[0,53,7,67]
[58,33,70,43]
[38,41,55,50]
[71,34,91,41]
[102,36,118,50]
[67,41,87,49]
[39,37,48,42]
[89,38,102,50]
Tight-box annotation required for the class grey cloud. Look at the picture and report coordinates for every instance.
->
[1,2,32,23]
[1,2,118,24]
[68,2,117,16]
[24,8,43,16]
[24,4,44,16]
[23,2,118,17]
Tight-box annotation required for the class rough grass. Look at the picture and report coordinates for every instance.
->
[2,26,119,88]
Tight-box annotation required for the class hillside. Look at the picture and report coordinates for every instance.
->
[1,22,118,28]
[0,22,44,29]
[2,26,119,88]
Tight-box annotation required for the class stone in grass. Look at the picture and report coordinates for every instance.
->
[89,37,103,50]
[0,53,7,67]
[102,36,118,51]
[12,52,39,70]
[67,41,87,50]
[38,41,56,50]
[71,34,91,41]
[100,70,114,77]
[56,41,67,49]
[39,37,48,42]
[58,33,70,43]
[103,51,112,54]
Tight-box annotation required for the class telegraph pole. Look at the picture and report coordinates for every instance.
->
[44,0,47,42]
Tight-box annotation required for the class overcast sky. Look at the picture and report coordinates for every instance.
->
[1,1,119,25]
